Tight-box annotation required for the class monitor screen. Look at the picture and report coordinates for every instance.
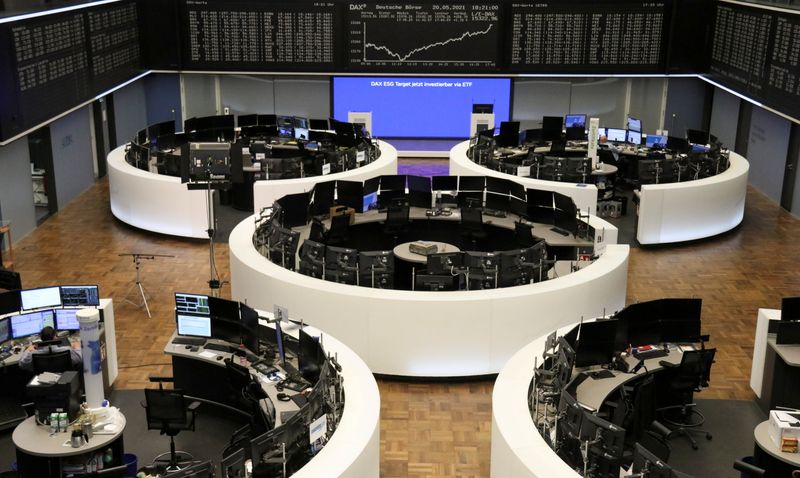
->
[432,176,458,191]
[175,293,210,316]
[11,310,54,339]
[606,128,626,142]
[782,297,800,321]
[332,77,511,138]
[626,130,642,145]
[645,134,667,148]
[686,129,710,145]
[294,127,309,141]
[20,286,62,311]
[55,309,80,331]
[565,114,587,129]
[176,314,212,338]
[542,116,563,141]
[0,290,21,315]
[60,285,100,307]
[363,191,378,212]
[627,116,642,132]
[209,296,240,321]
[0,317,8,342]
[575,319,619,368]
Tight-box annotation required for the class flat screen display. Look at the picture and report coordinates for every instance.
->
[0,318,8,342]
[627,116,642,132]
[60,285,100,307]
[0,291,21,316]
[626,130,642,145]
[565,114,587,129]
[11,309,54,339]
[175,293,210,316]
[177,314,212,338]
[606,128,626,142]
[20,286,62,311]
[332,77,511,138]
[55,309,80,331]
[645,134,667,148]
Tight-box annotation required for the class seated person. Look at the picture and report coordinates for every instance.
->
[600,135,628,178]
[19,326,82,372]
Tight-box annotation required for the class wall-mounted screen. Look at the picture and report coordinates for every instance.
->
[332,77,511,138]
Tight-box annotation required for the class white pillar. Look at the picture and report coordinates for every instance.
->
[77,309,104,407]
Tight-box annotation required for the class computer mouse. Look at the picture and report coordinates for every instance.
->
[276,392,290,402]
[216,355,223,361]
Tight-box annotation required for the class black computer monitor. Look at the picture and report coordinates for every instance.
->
[686,129,709,145]
[238,114,258,127]
[459,176,485,192]
[782,297,800,321]
[298,328,325,383]
[358,251,394,289]
[300,240,326,262]
[168,460,214,478]
[614,301,662,346]
[176,313,212,338]
[20,286,62,311]
[627,116,642,132]
[277,191,311,228]
[238,303,260,354]
[55,309,80,331]
[0,317,9,342]
[426,252,464,275]
[497,121,521,147]
[558,390,584,440]
[0,290,21,315]
[542,116,563,141]
[309,118,329,130]
[432,175,458,192]
[626,130,642,145]
[632,443,672,478]
[416,274,458,291]
[407,175,432,208]
[325,246,358,270]
[606,128,626,143]
[666,136,689,153]
[175,292,210,316]
[464,251,498,270]
[209,296,240,321]
[565,114,586,130]
[575,320,619,367]
[183,142,243,183]
[220,447,246,478]
[646,134,667,149]
[581,412,625,478]
[335,180,364,212]
[11,310,54,339]
[59,285,100,307]
[312,180,336,216]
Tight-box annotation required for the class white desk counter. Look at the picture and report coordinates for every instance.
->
[107,145,210,239]
[636,152,749,244]
[449,141,599,216]
[230,217,628,377]
[253,140,398,214]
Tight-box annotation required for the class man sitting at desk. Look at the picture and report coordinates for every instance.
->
[599,135,628,178]
[19,326,82,372]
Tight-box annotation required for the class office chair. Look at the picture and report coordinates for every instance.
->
[657,348,716,450]
[309,219,327,243]
[732,459,765,478]
[383,202,410,245]
[224,359,274,435]
[460,207,487,250]
[326,214,350,246]
[141,376,201,472]
[32,349,73,374]
[0,268,21,290]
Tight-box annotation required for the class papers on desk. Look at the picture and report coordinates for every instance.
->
[198,351,218,359]
[678,345,696,353]
[31,372,61,385]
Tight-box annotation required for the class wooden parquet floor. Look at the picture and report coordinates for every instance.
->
[8,172,800,477]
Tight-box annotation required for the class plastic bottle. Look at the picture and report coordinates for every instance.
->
[103,448,113,467]
[59,412,68,432]
[49,413,58,433]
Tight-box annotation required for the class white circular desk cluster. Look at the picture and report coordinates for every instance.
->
[450,141,750,245]
[107,141,398,239]
[229,216,629,378]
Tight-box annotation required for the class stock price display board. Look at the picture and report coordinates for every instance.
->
[709,1,800,121]
[507,1,667,72]
[346,2,501,72]
[0,0,141,142]
[182,0,338,70]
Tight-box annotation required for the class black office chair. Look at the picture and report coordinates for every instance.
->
[32,349,73,374]
[657,348,716,450]
[733,459,766,478]
[326,214,350,246]
[460,207,487,250]
[141,376,201,472]
[0,268,21,291]
[383,203,410,245]
[309,219,327,243]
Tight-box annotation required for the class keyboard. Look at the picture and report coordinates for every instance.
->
[633,349,669,360]
[172,336,206,346]
[0,351,11,362]
[550,226,570,236]
[203,341,232,353]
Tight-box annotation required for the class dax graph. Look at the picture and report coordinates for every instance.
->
[347,2,500,70]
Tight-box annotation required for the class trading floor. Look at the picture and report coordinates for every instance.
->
[8,161,800,478]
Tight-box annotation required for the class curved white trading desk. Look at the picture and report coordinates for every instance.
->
[252,140,399,213]
[636,152,749,244]
[285,321,380,478]
[107,141,398,239]
[108,145,210,239]
[229,217,629,377]
[491,322,582,477]
[449,141,599,216]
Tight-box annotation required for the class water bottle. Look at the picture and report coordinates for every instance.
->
[59,412,68,432]
[49,413,58,433]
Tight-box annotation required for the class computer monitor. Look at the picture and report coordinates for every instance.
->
[565,114,587,129]
[627,116,642,132]
[605,128,626,143]
[176,314,212,338]
[11,310,54,339]
[239,302,260,353]
[626,130,642,145]
[632,443,673,478]
[407,175,432,208]
[431,175,458,192]
[415,274,458,291]
[220,447,246,478]
[464,251,498,270]
[645,134,667,149]
[238,114,258,127]
[575,320,619,367]
[558,390,584,440]
[20,286,62,311]
[782,297,800,321]
[60,285,100,307]
[277,192,311,228]
[426,252,464,275]
[0,290,21,315]
[0,317,9,342]
[209,296,240,321]
[55,309,80,331]
[666,135,689,153]
[363,191,378,212]
[175,293,210,316]
[311,180,336,217]
[686,129,709,145]
[167,460,214,478]
[325,246,358,270]
[299,328,325,383]
[497,121,521,147]
[309,119,329,130]
[335,180,363,213]
[542,116,563,141]
[358,251,394,289]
